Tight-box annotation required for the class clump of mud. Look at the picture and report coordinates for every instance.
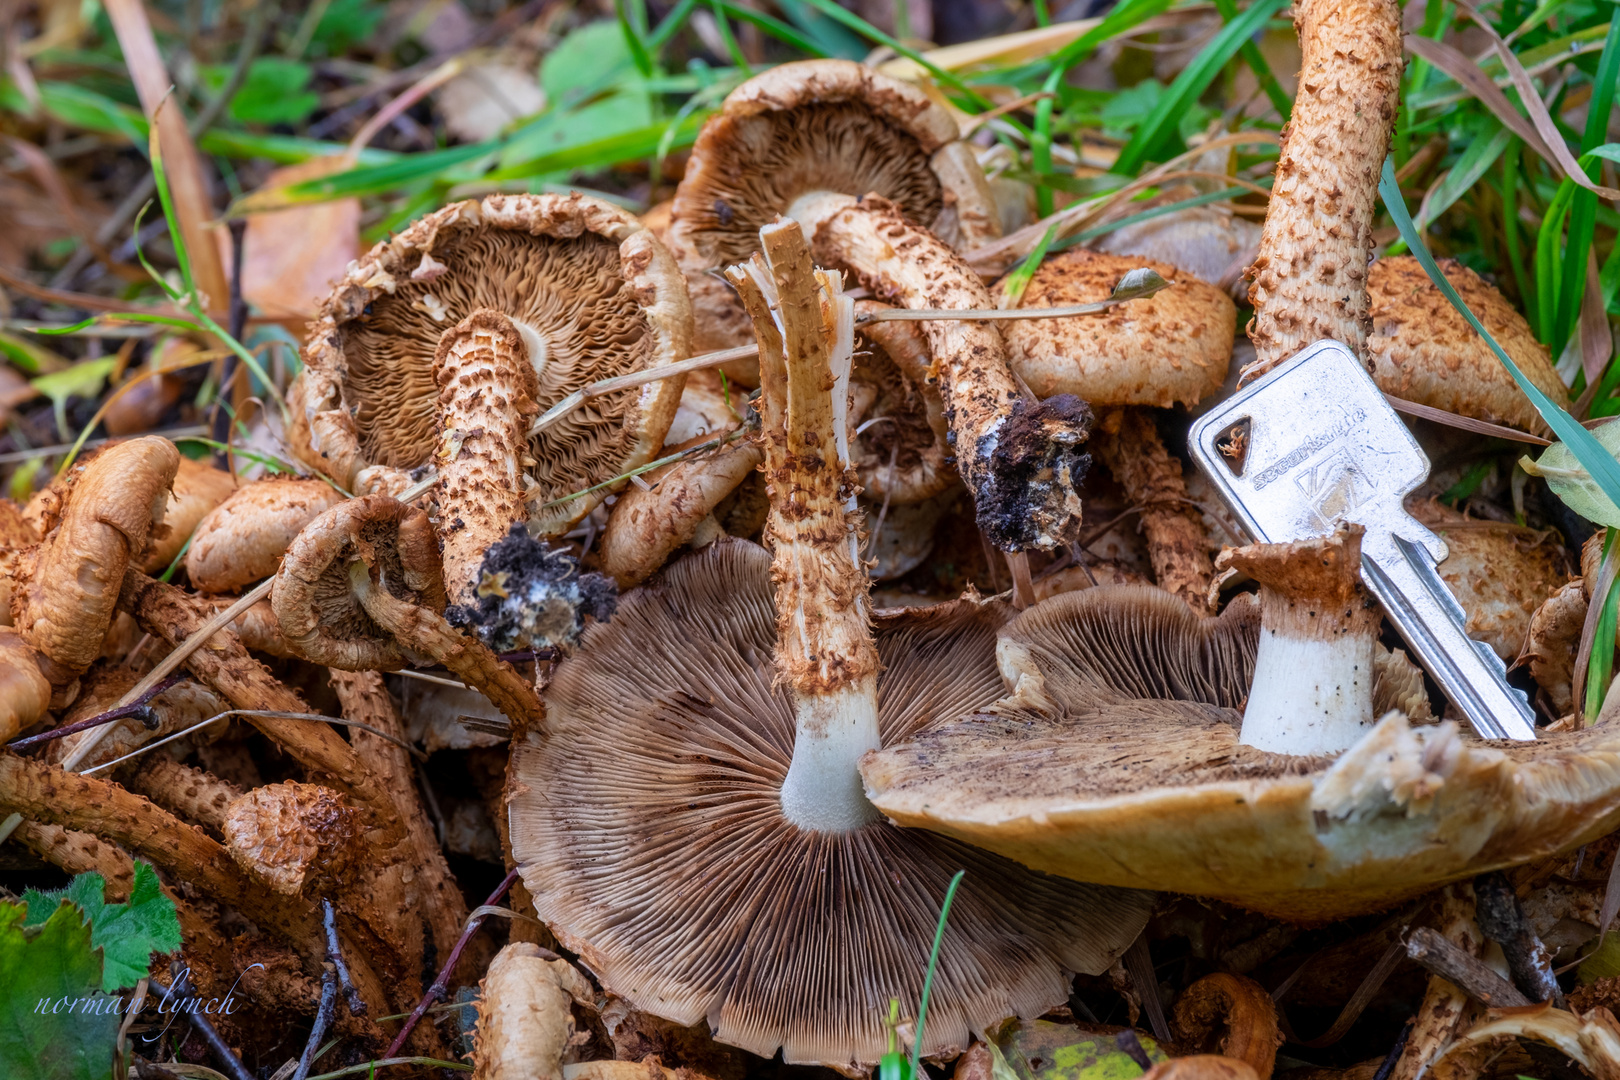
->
[445,525,617,652]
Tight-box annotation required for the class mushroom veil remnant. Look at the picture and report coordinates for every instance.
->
[510,221,1151,1072]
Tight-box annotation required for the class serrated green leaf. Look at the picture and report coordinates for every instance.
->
[1521,420,1620,527]
[24,864,182,991]
[0,900,122,1080]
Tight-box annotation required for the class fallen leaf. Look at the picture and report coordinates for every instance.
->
[236,157,361,320]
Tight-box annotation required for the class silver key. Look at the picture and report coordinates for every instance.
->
[1186,339,1537,741]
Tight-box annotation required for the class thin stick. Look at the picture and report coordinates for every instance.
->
[84,709,427,775]
[5,676,181,751]
[61,578,274,771]
[854,300,1164,322]
[293,959,339,1080]
[384,867,520,1059]
[168,966,257,1080]
[323,899,366,1016]
[529,344,760,437]
[1475,871,1565,1007]
[1405,926,1530,1008]
[1385,394,1551,446]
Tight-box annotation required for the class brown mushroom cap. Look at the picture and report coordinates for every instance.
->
[13,436,179,685]
[270,493,447,671]
[141,455,238,574]
[1094,203,1261,299]
[850,302,953,505]
[0,629,51,741]
[862,584,1620,920]
[292,192,691,536]
[1002,249,1236,409]
[1367,256,1567,433]
[222,781,361,896]
[511,540,1152,1071]
[667,59,998,354]
[186,477,345,593]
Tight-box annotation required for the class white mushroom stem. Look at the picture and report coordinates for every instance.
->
[1219,527,1380,756]
[727,220,881,832]
[787,190,1088,552]
[434,309,542,604]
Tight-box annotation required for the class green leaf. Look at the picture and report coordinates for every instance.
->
[0,900,122,1080]
[1521,421,1620,527]
[202,57,320,126]
[31,356,116,441]
[311,0,387,56]
[24,864,182,991]
[0,329,68,375]
[991,1019,1169,1080]
[501,21,653,169]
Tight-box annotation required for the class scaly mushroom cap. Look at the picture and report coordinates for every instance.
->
[1368,256,1566,433]
[222,781,362,896]
[186,477,345,593]
[141,455,238,574]
[862,584,1620,920]
[0,629,50,741]
[0,497,36,629]
[270,493,447,671]
[12,436,179,685]
[511,540,1152,1071]
[292,191,691,535]
[1094,203,1261,299]
[667,59,999,353]
[1002,249,1236,409]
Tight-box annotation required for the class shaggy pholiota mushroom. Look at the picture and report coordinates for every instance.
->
[185,476,345,593]
[289,191,692,585]
[670,60,1089,552]
[862,527,1620,919]
[1367,256,1568,433]
[1000,248,1237,609]
[141,454,238,574]
[509,222,1151,1072]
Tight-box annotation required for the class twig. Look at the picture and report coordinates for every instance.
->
[323,899,366,1016]
[1115,1030,1153,1069]
[529,344,760,437]
[4,676,181,751]
[1371,1020,1413,1080]
[384,867,520,1059]
[1404,926,1531,1008]
[83,708,428,775]
[293,959,339,1080]
[1475,871,1566,1007]
[169,965,256,1080]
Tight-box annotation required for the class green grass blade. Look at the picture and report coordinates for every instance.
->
[257,142,494,206]
[649,0,701,51]
[616,0,656,76]
[910,870,966,1078]
[1591,529,1620,720]
[1552,16,1620,364]
[147,108,197,303]
[486,117,707,181]
[1413,123,1513,232]
[788,0,995,111]
[1382,156,1620,504]
[1113,0,1289,176]
[712,1,828,57]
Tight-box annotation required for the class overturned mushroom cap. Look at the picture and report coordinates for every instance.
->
[667,59,999,354]
[472,943,595,1080]
[222,781,362,896]
[511,539,1152,1072]
[186,477,345,593]
[291,191,691,536]
[12,436,179,685]
[270,493,447,671]
[862,584,1620,920]
[851,302,954,505]
[1368,256,1566,433]
[1001,249,1236,409]
[141,455,238,574]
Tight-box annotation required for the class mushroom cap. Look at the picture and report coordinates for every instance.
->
[667,59,989,353]
[270,493,447,671]
[1367,256,1566,433]
[0,629,50,742]
[141,455,238,574]
[13,436,179,684]
[292,191,691,534]
[1093,203,1261,299]
[851,302,953,505]
[861,584,1620,921]
[510,540,1152,1072]
[223,781,362,896]
[1001,249,1237,408]
[186,477,345,593]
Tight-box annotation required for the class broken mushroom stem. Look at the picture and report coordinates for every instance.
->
[1217,526,1380,755]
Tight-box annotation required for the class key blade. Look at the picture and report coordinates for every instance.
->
[1361,534,1538,741]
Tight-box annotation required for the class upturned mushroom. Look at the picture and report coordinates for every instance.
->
[671,61,1089,552]
[1000,248,1237,609]
[509,222,1151,1072]
[290,191,692,603]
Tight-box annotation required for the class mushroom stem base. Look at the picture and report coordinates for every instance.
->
[780,677,883,832]
[1241,629,1375,756]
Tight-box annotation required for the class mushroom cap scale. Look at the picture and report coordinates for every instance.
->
[294,192,690,535]
[1367,256,1566,434]
[185,477,346,594]
[863,584,1620,921]
[510,540,1152,1071]
[1001,249,1237,409]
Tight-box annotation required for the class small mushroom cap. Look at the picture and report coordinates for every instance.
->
[0,629,50,742]
[185,477,344,593]
[13,436,179,684]
[1367,256,1566,433]
[668,59,990,352]
[472,943,595,1080]
[293,191,691,534]
[1001,249,1236,408]
[511,540,1152,1072]
[863,584,1620,920]
[222,781,361,896]
[141,456,238,574]
[270,493,447,671]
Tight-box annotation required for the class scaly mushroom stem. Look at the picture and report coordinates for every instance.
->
[123,757,242,834]
[727,220,880,832]
[434,308,542,604]
[1219,527,1379,755]
[1243,0,1403,380]
[1092,409,1215,613]
[788,191,1090,552]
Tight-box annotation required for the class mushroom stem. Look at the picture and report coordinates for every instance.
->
[1219,527,1379,755]
[434,308,542,604]
[1243,0,1403,380]
[787,190,1090,552]
[728,220,882,832]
